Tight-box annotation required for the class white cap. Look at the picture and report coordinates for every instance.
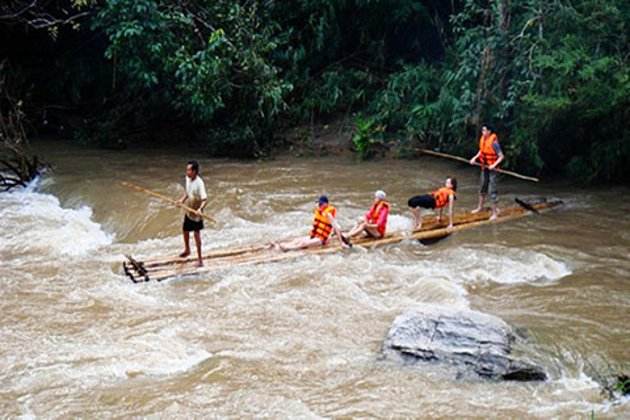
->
[374,190,386,200]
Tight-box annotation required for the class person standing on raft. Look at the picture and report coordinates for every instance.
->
[469,125,504,220]
[177,160,207,266]
[272,195,350,251]
[407,177,457,230]
[346,190,390,240]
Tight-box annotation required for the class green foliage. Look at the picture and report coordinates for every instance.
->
[4,0,629,180]
[94,0,293,154]
[361,0,629,182]
[352,115,385,160]
[614,375,630,395]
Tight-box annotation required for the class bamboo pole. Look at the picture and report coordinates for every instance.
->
[417,148,540,182]
[121,181,216,224]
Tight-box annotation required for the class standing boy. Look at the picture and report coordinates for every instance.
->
[178,160,207,266]
[470,125,504,220]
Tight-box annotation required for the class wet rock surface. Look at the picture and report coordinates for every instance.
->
[383,305,547,381]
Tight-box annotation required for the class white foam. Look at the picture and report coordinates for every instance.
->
[0,188,112,258]
[4,326,211,392]
[387,214,415,232]
[428,245,572,285]
[527,371,625,417]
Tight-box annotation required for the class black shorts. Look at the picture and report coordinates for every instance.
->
[183,216,204,232]
[408,194,436,209]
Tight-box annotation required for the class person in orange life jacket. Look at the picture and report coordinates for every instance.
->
[407,177,457,230]
[271,195,350,252]
[469,125,504,220]
[177,160,207,267]
[346,190,390,240]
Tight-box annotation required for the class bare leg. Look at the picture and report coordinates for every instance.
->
[490,203,500,220]
[193,230,203,266]
[364,226,382,238]
[472,194,485,213]
[410,208,422,230]
[278,237,323,252]
[347,221,367,238]
[180,231,191,257]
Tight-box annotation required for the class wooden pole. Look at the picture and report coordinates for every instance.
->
[417,148,540,182]
[121,181,217,224]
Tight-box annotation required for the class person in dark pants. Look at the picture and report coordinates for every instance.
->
[177,160,208,267]
[469,125,504,220]
[408,177,457,230]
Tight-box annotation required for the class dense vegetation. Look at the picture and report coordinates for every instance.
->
[1,0,628,182]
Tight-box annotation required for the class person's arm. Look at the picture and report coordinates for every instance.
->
[470,151,481,165]
[197,179,208,213]
[447,195,454,228]
[489,153,504,170]
[489,143,504,170]
[197,198,208,214]
[367,206,388,229]
[438,208,443,222]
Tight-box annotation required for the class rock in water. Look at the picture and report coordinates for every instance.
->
[383,305,547,381]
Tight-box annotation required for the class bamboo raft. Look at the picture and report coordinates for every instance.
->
[122,198,562,283]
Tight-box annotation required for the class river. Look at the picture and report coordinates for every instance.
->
[1,141,628,418]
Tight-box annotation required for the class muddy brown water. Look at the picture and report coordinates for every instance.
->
[1,141,628,417]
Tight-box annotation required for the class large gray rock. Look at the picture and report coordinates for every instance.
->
[383,305,547,381]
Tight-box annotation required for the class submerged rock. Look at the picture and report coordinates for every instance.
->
[383,305,547,381]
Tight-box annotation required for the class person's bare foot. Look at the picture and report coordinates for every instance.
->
[179,251,190,258]
[414,223,423,231]
[196,260,204,267]
[471,207,482,214]
[489,212,498,221]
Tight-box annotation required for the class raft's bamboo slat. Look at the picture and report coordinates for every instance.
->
[125,200,561,282]
[417,149,540,182]
[141,243,269,268]
[121,181,216,223]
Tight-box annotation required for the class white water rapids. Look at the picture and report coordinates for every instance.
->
[0,143,628,417]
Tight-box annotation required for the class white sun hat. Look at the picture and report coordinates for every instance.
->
[374,190,386,200]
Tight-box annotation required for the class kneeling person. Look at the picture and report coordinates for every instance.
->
[407,177,457,230]
[273,195,349,251]
[346,190,390,240]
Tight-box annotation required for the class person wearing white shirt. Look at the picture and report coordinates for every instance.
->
[177,160,208,267]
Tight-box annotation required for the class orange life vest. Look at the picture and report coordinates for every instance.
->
[310,204,337,241]
[367,200,390,235]
[479,133,499,166]
[432,187,455,209]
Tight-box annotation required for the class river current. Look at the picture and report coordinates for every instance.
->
[1,142,628,417]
